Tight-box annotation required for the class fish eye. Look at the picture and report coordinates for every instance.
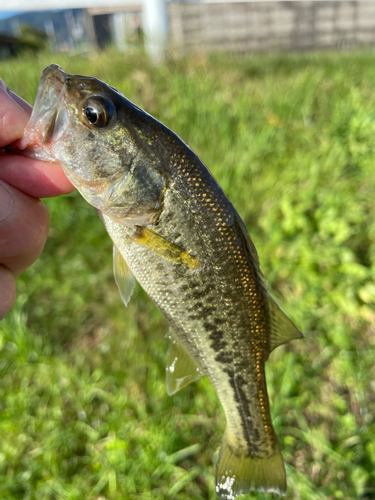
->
[81,95,116,128]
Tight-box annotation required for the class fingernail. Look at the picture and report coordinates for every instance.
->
[0,78,15,102]
[0,78,7,92]
[0,79,13,100]
[0,183,13,222]
[0,78,31,112]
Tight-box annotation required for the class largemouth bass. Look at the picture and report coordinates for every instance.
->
[20,65,303,499]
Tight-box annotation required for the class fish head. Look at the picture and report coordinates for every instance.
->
[22,64,166,225]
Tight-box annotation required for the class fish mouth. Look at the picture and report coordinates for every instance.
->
[18,64,69,162]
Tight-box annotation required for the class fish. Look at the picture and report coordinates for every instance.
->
[20,64,303,499]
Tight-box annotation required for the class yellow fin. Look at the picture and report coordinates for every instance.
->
[113,245,136,307]
[131,226,199,268]
[216,434,286,499]
[267,295,303,353]
[166,332,202,395]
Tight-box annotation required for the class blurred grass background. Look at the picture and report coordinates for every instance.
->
[1,48,375,499]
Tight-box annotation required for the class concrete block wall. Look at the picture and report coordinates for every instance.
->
[169,1,375,53]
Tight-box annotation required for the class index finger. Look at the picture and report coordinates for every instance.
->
[0,81,75,197]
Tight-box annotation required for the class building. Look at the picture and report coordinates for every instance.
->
[2,1,375,57]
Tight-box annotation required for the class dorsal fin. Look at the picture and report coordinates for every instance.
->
[235,216,263,278]
[166,331,202,395]
[266,294,303,353]
[113,245,136,307]
[235,215,303,352]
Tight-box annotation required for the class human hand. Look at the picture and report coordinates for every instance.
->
[0,81,75,319]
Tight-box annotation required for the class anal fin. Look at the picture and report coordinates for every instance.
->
[166,332,202,395]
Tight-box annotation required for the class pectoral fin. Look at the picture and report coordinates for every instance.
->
[267,294,303,353]
[166,332,202,395]
[130,226,200,268]
[113,245,136,307]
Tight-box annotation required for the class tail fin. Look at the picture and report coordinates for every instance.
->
[216,435,287,499]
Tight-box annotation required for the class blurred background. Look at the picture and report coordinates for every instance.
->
[1,1,375,499]
[1,1,375,59]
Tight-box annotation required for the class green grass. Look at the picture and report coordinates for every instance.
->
[1,47,375,499]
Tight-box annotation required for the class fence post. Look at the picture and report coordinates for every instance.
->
[143,0,168,62]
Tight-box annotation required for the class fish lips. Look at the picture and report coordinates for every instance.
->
[19,64,70,162]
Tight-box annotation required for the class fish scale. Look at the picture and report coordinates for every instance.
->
[103,171,279,462]
[21,64,303,499]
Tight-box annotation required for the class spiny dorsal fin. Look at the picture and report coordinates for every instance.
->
[235,216,263,278]
[166,331,202,395]
[113,245,136,307]
[266,294,303,353]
